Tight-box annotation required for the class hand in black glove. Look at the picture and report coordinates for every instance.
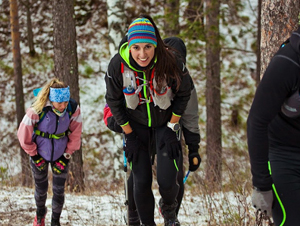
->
[159,127,181,159]
[31,154,47,171]
[125,131,140,163]
[188,145,201,171]
[52,155,69,174]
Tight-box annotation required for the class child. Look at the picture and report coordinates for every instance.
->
[17,78,82,226]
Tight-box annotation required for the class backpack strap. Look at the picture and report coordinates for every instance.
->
[34,130,67,139]
[67,98,78,118]
[37,106,52,125]
[34,98,78,138]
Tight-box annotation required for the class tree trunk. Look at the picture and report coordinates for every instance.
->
[20,0,36,56]
[53,0,84,192]
[10,0,32,187]
[204,0,222,189]
[260,0,300,79]
[107,0,126,57]
[164,0,180,36]
[256,0,261,85]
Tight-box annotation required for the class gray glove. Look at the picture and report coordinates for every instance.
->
[251,188,273,217]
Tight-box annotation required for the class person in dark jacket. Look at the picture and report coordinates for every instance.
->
[248,27,300,226]
[104,36,201,226]
[105,15,199,226]
[17,78,82,226]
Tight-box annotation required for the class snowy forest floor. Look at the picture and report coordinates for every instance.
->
[0,185,211,226]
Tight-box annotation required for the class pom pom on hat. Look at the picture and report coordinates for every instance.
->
[128,18,157,49]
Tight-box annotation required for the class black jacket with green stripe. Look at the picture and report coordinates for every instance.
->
[247,27,300,191]
[105,40,192,128]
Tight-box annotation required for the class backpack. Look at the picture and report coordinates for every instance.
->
[275,39,300,118]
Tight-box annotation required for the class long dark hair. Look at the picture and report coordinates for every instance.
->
[140,14,182,91]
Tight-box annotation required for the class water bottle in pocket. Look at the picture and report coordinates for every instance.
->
[123,85,139,110]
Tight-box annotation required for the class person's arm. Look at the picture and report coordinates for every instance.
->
[169,114,180,124]
[17,108,39,156]
[170,61,192,117]
[105,55,129,126]
[65,105,82,154]
[181,87,201,170]
[121,122,133,134]
[103,104,123,133]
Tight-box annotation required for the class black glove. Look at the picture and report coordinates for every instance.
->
[52,155,69,174]
[31,154,47,171]
[125,131,140,163]
[188,145,201,171]
[188,152,201,172]
[159,127,181,159]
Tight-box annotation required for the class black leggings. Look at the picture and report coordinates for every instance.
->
[269,149,300,226]
[127,120,181,225]
[30,158,68,219]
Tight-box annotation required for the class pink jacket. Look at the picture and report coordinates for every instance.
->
[17,104,82,158]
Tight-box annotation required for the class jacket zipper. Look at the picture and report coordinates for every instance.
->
[143,71,152,127]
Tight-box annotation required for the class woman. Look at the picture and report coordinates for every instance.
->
[105,15,192,226]
[248,27,300,225]
[17,78,82,226]
[104,36,201,226]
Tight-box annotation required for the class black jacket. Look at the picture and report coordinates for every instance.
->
[247,27,300,190]
[105,37,192,128]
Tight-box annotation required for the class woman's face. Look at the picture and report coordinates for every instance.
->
[52,101,68,112]
[130,43,155,67]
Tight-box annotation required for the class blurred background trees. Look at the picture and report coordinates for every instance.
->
[2,0,299,196]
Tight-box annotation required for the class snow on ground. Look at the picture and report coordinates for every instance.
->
[0,186,201,226]
[0,184,255,226]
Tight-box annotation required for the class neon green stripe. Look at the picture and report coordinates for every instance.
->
[268,161,286,225]
[172,112,181,117]
[173,159,179,171]
[50,133,65,139]
[121,121,129,127]
[143,71,151,127]
[34,130,66,139]
[146,103,151,127]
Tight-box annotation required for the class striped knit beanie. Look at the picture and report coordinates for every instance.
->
[128,18,157,49]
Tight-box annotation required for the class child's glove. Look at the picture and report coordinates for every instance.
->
[31,154,47,171]
[52,155,69,174]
